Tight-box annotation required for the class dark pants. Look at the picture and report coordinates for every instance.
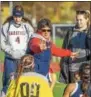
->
[59,63,77,83]
[59,63,69,83]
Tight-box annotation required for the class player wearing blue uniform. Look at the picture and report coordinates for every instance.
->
[63,63,91,97]
[1,5,34,96]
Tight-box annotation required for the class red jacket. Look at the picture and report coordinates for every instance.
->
[29,38,71,57]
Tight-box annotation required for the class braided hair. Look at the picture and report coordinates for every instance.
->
[13,54,34,97]
[17,54,34,81]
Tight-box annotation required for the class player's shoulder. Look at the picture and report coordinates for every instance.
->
[23,22,34,32]
[22,72,48,81]
[23,21,29,25]
[2,22,9,28]
[70,82,79,96]
[68,83,76,87]
[65,83,76,93]
[31,33,46,41]
[2,20,14,28]
[63,83,76,97]
[30,37,41,43]
[23,22,32,28]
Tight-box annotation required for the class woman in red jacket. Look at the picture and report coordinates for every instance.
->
[28,18,78,77]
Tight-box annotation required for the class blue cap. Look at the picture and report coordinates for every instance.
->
[13,9,24,17]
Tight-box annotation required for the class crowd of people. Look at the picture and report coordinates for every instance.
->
[0,5,91,97]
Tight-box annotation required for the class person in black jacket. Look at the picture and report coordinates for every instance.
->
[59,10,91,83]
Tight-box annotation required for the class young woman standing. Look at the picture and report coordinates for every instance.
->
[60,10,91,83]
[1,5,34,96]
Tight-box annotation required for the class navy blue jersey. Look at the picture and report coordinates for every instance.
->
[71,82,83,97]
[71,81,90,97]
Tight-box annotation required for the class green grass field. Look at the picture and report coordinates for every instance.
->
[0,38,66,97]
[53,82,67,97]
[55,37,63,47]
[0,51,5,62]
[0,51,5,91]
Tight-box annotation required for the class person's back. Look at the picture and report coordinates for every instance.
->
[6,54,53,97]
[6,72,53,97]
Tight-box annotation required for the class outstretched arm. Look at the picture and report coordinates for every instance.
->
[51,43,78,58]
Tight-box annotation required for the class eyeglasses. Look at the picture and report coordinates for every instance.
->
[41,29,51,32]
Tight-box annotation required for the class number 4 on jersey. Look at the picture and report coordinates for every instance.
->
[15,37,20,44]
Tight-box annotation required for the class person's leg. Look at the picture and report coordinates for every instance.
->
[49,73,57,90]
[2,57,18,94]
[59,63,69,83]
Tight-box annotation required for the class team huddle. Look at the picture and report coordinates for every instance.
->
[0,5,91,97]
